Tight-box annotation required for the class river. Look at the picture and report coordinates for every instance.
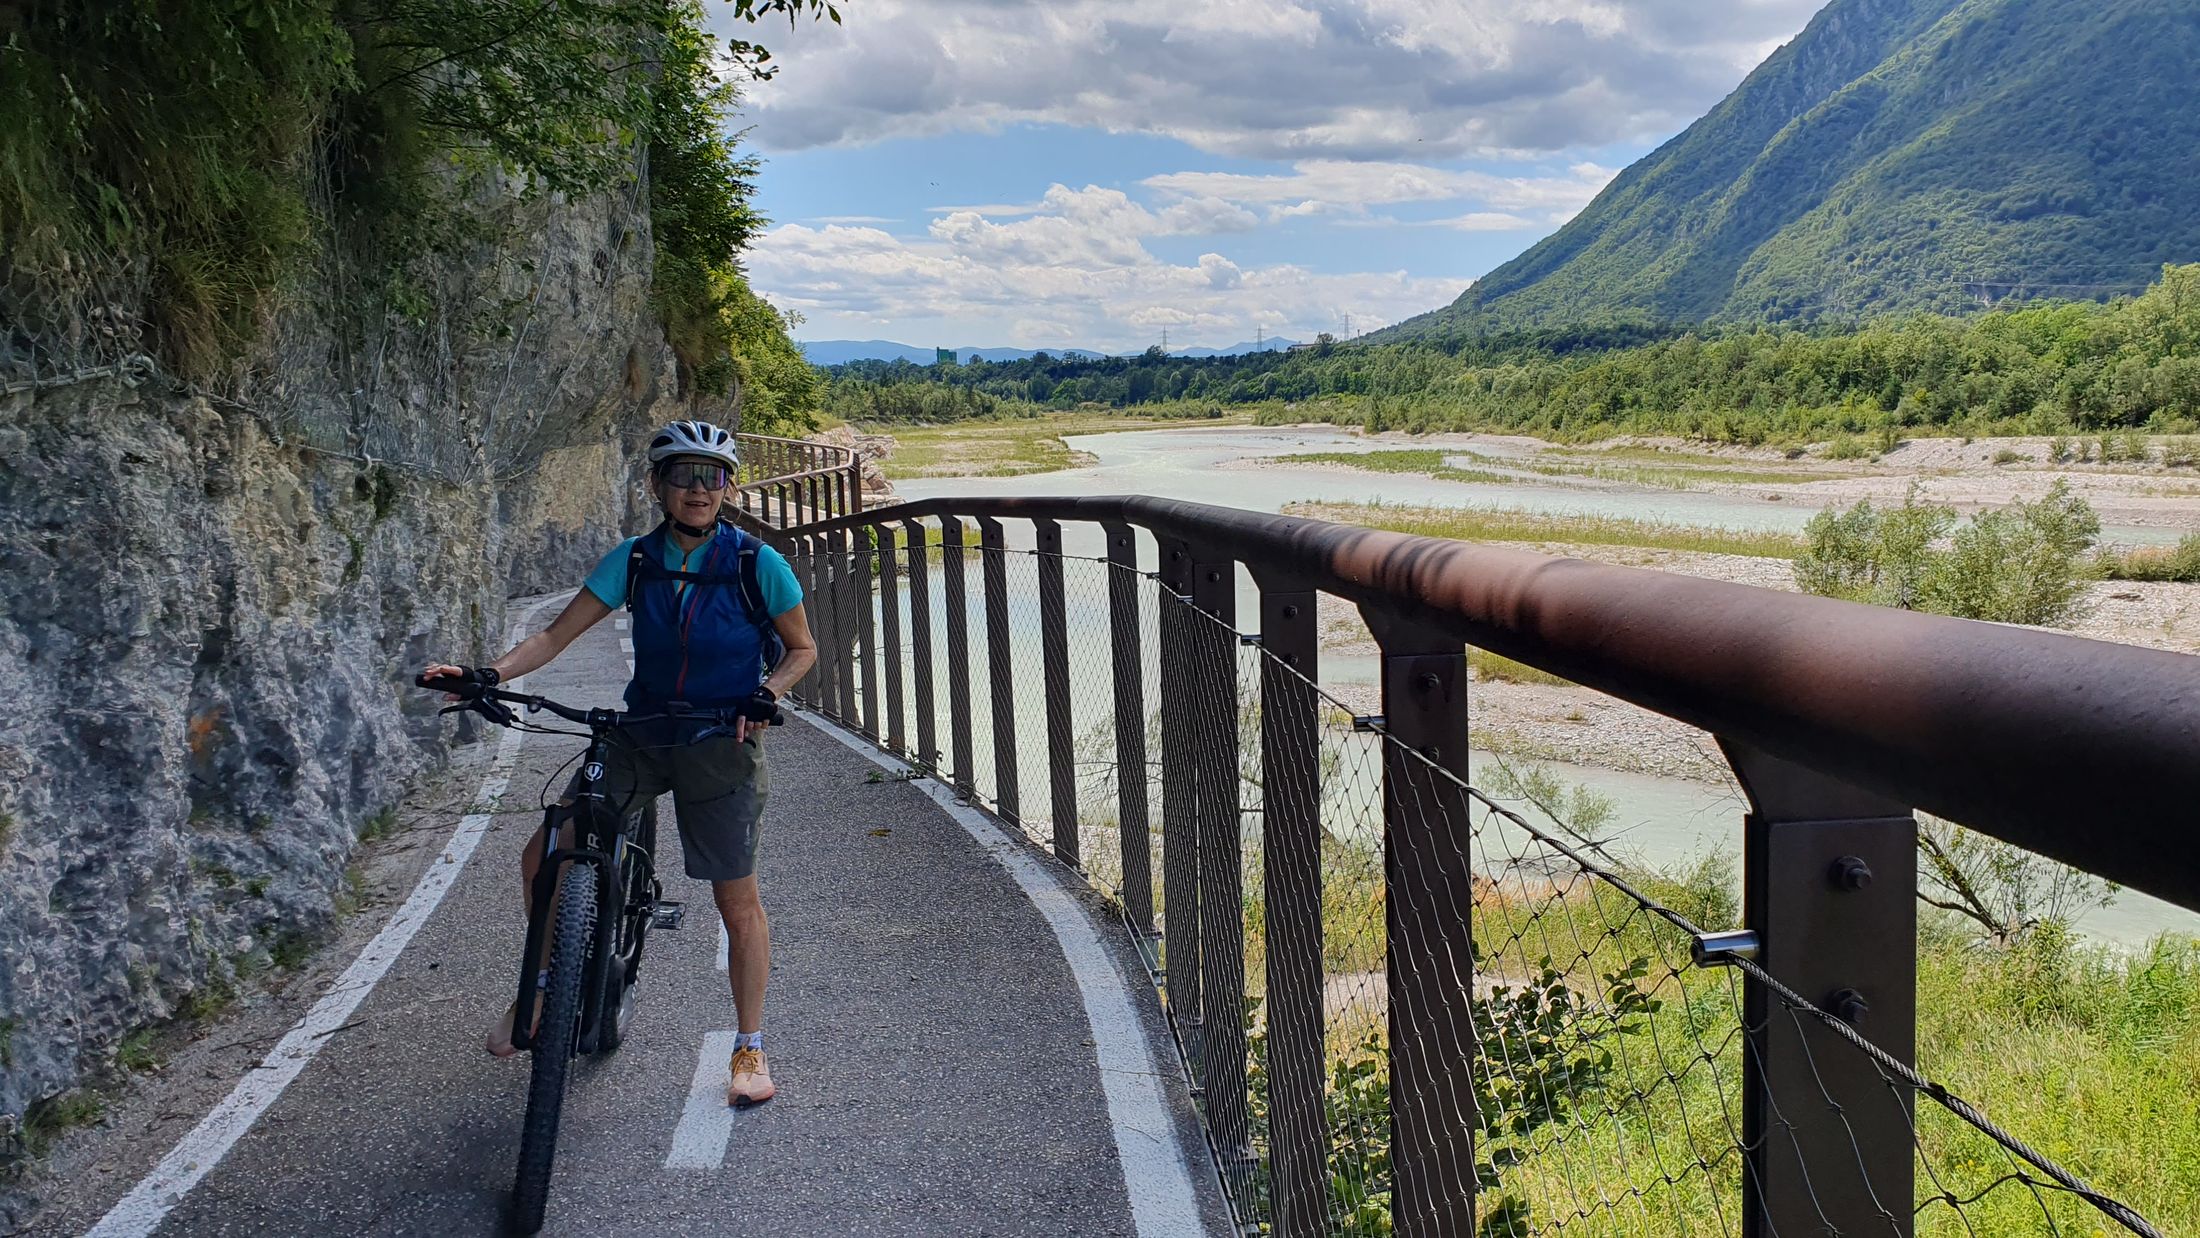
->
[891,424,2200,949]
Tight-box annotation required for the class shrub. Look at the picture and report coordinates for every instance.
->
[2102,533,2200,583]
[1795,482,2100,627]
[1991,448,2026,465]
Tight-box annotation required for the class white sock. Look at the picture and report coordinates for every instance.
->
[735,1030,764,1053]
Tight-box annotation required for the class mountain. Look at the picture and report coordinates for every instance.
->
[1172,338,1301,358]
[797,339,940,366]
[1383,0,2200,337]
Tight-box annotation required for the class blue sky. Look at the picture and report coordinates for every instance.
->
[720,0,1829,353]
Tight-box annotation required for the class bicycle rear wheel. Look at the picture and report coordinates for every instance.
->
[511,862,596,1234]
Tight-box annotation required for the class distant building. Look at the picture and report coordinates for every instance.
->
[935,347,958,366]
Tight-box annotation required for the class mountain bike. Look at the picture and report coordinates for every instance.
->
[416,674,780,1234]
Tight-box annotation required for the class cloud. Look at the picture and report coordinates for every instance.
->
[808,214,899,225]
[1146,160,1616,216]
[731,0,1824,159]
[749,216,1462,353]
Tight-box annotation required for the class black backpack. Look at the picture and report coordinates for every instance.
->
[624,521,787,674]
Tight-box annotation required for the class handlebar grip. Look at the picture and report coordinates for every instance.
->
[416,672,466,691]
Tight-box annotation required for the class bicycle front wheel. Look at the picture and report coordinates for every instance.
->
[511,861,596,1234]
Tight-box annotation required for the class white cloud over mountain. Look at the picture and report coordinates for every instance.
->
[749,206,1462,352]
[734,0,1822,159]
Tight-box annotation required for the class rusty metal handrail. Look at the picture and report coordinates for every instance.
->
[780,493,2200,915]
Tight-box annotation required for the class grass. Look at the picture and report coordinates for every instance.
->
[1289,500,1807,559]
[867,410,1250,479]
[1305,834,2200,1237]
[1275,449,1518,486]
[1468,648,1574,687]
[2098,533,2200,583]
[1279,445,1855,492]
[20,1090,106,1158]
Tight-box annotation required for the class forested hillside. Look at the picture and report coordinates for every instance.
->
[1383,0,2200,336]
[825,265,2200,442]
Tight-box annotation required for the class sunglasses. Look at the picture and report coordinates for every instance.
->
[658,461,732,491]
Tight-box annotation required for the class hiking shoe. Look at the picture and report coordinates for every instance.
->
[728,1046,775,1107]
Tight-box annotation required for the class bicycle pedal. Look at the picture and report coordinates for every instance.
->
[649,902,686,930]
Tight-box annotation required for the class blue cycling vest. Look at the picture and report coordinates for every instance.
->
[624,523,773,710]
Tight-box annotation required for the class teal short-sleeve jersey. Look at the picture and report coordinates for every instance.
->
[582,530,803,615]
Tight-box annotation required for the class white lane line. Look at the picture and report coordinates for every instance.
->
[715,922,729,971]
[615,615,629,631]
[619,637,634,655]
[86,596,561,1238]
[664,1030,741,1169]
[793,710,1211,1238]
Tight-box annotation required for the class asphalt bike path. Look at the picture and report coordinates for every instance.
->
[49,595,1226,1236]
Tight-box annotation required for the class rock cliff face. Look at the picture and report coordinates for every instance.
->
[0,174,691,1153]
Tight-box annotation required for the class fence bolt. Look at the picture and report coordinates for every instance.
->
[1416,671,1442,693]
[1832,855,1873,890]
[1831,988,1870,1025]
[1281,604,1299,619]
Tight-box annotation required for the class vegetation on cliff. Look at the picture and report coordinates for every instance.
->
[0,0,827,429]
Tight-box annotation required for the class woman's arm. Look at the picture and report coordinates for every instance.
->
[422,588,611,690]
[762,603,818,699]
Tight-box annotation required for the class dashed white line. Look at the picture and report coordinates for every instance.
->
[715,922,729,971]
[86,596,562,1238]
[664,1030,741,1169]
[793,709,1211,1238]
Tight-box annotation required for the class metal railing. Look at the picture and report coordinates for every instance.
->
[731,431,864,527]
[733,478,2200,1237]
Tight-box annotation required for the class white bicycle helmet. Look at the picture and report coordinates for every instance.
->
[647,419,740,470]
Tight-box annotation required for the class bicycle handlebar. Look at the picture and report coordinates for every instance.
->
[413,674,785,730]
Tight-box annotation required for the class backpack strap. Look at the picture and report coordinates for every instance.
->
[626,521,771,627]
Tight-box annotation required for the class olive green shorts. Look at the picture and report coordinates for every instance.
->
[587,719,771,882]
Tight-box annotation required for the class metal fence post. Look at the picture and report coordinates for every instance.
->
[848,460,864,516]
[901,518,938,771]
[1256,576,1328,1238]
[833,527,859,724]
[878,524,907,757]
[853,526,879,739]
[1721,739,1916,1238]
[978,516,1020,823]
[1190,551,1252,1198]
[1103,521,1155,940]
[1157,537,1203,1068]
[794,535,823,701]
[940,517,976,796]
[1035,519,1078,866]
[1362,608,1475,1238]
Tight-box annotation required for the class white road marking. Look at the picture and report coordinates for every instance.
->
[619,637,634,654]
[794,710,1212,1237]
[85,597,561,1238]
[715,922,729,971]
[664,1030,742,1169]
[615,615,629,631]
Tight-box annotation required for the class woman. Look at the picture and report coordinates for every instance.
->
[424,419,816,1107]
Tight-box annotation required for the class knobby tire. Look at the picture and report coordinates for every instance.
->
[511,862,596,1234]
[596,800,657,1054]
